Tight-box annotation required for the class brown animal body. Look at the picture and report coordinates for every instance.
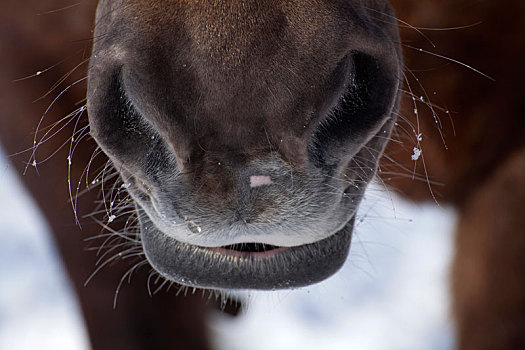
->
[0,0,523,349]
[387,1,525,348]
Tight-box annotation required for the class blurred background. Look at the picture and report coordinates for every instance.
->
[0,150,456,350]
[1,0,523,349]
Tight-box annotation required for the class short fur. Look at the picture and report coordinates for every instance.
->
[87,0,403,289]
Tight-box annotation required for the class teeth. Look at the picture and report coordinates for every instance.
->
[222,243,279,253]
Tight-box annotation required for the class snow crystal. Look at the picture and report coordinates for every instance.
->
[411,147,422,161]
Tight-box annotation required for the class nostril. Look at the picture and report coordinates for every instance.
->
[309,52,397,164]
[249,175,273,188]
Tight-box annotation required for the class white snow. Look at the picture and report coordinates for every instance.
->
[0,149,90,350]
[411,147,422,161]
[0,146,456,350]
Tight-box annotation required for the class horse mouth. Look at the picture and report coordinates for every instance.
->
[138,209,354,290]
[207,243,289,258]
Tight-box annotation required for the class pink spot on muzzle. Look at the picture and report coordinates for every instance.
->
[249,175,273,188]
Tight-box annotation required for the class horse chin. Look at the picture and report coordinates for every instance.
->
[139,209,354,290]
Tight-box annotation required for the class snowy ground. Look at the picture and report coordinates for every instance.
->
[0,147,456,350]
[0,150,90,350]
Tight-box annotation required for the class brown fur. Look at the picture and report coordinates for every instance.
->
[453,148,525,350]
[0,1,210,349]
[387,0,525,204]
[386,0,525,348]
[87,0,402,290]
[1,0,524,349]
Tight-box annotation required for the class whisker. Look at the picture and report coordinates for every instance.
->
[113,259,149,309]
[404,44,495,81]
[36,3,81,16]
[34,58,90,103]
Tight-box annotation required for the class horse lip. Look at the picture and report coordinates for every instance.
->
[135,191,348,248]
[138,208,354,290]
[205,245,291,259]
